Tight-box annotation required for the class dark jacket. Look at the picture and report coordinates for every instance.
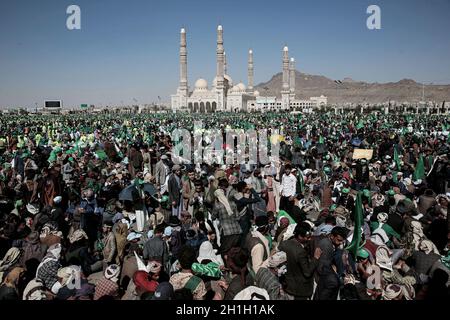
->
[314,237,339,300]
[278,238,319,298]
[143,235,168,266]
[168,174,182,205]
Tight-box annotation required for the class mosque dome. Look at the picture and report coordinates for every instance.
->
[231,85,240,93]
[254,90,260,97]
[237,82,246,91]
[194,78,208,91]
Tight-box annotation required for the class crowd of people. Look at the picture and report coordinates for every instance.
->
[0,111,449,300]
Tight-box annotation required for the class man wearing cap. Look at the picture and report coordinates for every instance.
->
[168,164,184,219]
[278,222,322,300]
[155,154,170,192]
[182,169,196,215]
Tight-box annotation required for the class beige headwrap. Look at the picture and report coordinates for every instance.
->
[57,265,82,287]
[68,229,88,244]
[418,239,440,255]
[411,221,425,250]
[214,189,233,216]
[382,284,403,300]
[376,246,393,272]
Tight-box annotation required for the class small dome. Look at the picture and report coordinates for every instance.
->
[254,90,260,97]
[231,85,240,93]
[283,46,289,52]
[290,57,295,62]
[218,25,223,31]
[249,49,253,54]
[237,83,246,91]
[195,78,208,90]
[181,28,186,33]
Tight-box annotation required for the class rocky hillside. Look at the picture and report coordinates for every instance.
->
[255,71,450,104]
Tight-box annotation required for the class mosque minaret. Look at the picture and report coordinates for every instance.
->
[170,25,327,113]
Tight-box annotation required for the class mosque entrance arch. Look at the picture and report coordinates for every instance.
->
[194,102,199,113]
[206,102,211,113]
[200,102,205,113]
[188,103,193,113]
[212,102,217,112]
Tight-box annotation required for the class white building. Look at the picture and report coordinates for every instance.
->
[171,25,327,113]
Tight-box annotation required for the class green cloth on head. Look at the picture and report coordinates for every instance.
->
[363,189,372,206]
[191,262,222,278]
[357,248,369,259]
[15,199,23,208]
[341,188,350,194]
[387,189,395,196]
[356,119,364,130]
[330,204,337,212]
[277,210,296,225]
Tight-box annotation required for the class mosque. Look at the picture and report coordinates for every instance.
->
[171,25,327,113]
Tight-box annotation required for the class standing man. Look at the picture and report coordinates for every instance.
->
[314,226,348,300]
[278,222,322,300]
[183,169,196,215]
[155,154,170,193]
[211,179,242,257]
[168,164,183,218]
[279,164,297,214]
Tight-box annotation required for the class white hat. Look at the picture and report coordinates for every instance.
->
[26,204,40,215]
[53,196,62,204]
[413,179,422,185]
[164,226,173,237]
[126,232,142,241]
[234,286,269,300]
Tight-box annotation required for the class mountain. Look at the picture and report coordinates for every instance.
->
[254,71,450,104]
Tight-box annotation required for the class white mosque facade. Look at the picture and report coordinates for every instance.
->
[171,26,327,113]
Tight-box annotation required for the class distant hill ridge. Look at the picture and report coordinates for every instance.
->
[255,71,450,104]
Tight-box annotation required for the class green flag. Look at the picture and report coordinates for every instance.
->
[394,146,401,170]
[413,155,425,181]
[296,171,305,194]
[346,191,364,258]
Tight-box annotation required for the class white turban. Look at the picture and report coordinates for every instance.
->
[104,264,120,282]
[268,251,287,268]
